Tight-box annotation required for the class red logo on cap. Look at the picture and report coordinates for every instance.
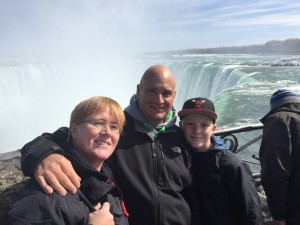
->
[192,99,205,109]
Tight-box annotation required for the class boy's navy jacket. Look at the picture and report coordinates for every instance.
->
[190,135,263,225]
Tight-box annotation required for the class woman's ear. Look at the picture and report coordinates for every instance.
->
[70,123,79,140]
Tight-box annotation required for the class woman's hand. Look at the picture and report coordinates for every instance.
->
[88,202,114,225]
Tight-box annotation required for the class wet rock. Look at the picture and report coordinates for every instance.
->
[0,150,29,223]
[254,175,275,225]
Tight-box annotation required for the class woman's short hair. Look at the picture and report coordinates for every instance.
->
[69,96,125,133]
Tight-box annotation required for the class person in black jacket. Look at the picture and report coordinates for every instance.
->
[178,97,263,225]
[20,65,193,225]
[259,89,300,225]
[6,96,129,225]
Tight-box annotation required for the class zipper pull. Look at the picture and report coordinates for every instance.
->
[152,143,156,157]
[159,143,164,159]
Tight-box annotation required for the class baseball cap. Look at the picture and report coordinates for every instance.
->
[178,97,217,122]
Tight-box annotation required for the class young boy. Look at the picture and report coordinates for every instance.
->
[178,97,263,225]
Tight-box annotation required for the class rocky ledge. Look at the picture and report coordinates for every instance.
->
[0,150,275,224]
[0,150,29,223]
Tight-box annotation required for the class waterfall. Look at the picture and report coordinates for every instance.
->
[1,54,300,155]
[168,60,255,110]
[0,63,46,102]
[0,63,48,152]
[0,59,145,153]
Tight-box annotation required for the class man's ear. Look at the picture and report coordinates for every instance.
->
[136,84,140,96]
[179,120,183,128]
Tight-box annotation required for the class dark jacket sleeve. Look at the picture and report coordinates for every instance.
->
[21,127,69,177]
[221,153,263,225]
[6,181,89,225]
[259,117,292,220]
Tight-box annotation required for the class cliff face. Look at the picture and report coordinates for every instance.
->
[0,150,275,224]
[0,150,29,223]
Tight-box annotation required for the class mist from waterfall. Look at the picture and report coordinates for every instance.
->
[0,0,169,153]
[0,59,148,153]
[1,54,300,156]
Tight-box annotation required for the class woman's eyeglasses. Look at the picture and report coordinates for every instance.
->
[80,119,121,134]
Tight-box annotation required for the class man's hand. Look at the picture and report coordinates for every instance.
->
[35,153,81,196]
[88,202,114,225]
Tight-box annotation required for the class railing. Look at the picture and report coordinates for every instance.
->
[215,123,264,165]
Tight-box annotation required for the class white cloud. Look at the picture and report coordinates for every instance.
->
[0,0,299,52]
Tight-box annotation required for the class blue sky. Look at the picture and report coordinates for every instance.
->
[1,0,300,153]
[0,0,300,57]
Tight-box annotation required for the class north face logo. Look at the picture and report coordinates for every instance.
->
[172,146,182,153]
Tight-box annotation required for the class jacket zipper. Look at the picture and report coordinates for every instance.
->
[152,142,157,158]
[152,140,166,225]
[151,141,161,224]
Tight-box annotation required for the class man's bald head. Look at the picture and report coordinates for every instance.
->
[140,65,176,86]
[137,65,176,125]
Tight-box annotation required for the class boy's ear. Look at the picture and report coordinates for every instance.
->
[179,121,183,128]
[212,124,217,132]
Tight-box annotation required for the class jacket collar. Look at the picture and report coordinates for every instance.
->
[124,94,177,131]
[61,141,116,205]
[260,103,300,123]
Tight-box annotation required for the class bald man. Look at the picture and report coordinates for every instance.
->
[21,65,193,225]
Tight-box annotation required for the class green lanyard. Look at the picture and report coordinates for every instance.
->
[155,126,166,138]
[165,109,173,122]
[142,110,172,138]
[143,122,166,138]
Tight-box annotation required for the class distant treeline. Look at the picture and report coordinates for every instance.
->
[164,38,300,55]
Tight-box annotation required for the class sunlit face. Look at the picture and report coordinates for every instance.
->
[70,110,120,170]
[137,74,176,126]
[180,114,216,152]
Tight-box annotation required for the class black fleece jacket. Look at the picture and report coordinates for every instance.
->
[10,139,129,225]
[20,112,193,225]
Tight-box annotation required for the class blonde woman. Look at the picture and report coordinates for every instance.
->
[7,96,128,225]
